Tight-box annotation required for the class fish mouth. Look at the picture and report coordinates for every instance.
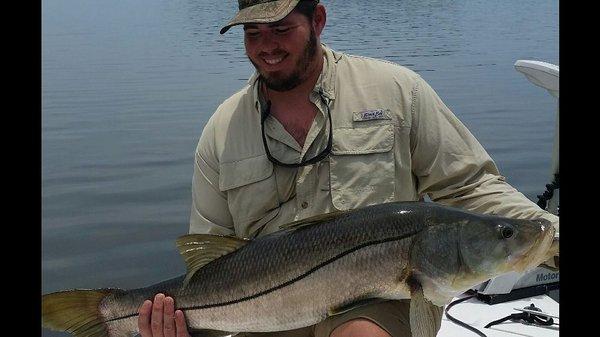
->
[506,223,555,273]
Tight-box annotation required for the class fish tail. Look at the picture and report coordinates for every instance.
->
[42,288,116,337]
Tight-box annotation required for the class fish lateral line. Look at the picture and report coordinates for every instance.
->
[175,230,421,312]
[101,230,422,325]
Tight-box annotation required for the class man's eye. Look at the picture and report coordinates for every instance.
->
[245,31,260,38]
[275,27,290,34]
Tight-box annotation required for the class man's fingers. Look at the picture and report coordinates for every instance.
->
[138,300,154,337]
[163,296,176,337]
[175,310,190,337]
[151,293,166,336]
[137,294,189,337]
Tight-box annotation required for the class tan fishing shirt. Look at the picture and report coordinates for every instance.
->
[189,45,559,246]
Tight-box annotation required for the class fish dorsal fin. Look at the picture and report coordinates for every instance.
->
[279,209,350,231]
[176,234,249,288]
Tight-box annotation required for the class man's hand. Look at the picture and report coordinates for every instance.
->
[138,293,191,337]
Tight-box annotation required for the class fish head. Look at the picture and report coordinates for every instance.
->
[452,216,556,290]
[410,215,555,305]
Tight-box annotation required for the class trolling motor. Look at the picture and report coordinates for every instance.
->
[514,60,560,216]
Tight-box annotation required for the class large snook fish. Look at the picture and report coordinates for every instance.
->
[42,201,557,337]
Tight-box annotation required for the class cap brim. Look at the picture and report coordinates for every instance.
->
[220,0,301,34]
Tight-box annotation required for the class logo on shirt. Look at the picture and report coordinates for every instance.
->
[353,109,391,122]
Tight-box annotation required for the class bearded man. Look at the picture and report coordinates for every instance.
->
[137,1,559,336]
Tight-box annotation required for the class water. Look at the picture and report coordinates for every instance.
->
[42,0,558,335]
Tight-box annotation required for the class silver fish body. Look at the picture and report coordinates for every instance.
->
[42,201,556,337]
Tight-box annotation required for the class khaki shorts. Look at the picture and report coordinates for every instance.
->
[236,299,442,337]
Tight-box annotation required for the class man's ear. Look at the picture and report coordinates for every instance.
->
[312,4,327,37]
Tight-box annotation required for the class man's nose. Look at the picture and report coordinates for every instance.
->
[257,32,280,53]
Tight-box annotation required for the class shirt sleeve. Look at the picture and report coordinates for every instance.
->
[409,75,559,237]
[189,118,235,236]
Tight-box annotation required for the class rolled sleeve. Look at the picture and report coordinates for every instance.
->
[410,76,559,233]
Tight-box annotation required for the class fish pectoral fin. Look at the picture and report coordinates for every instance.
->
[176,234,250,288]
[189,328,234,337]
[327,298,385,317]
[409,286,444,337]
[279,209,350,231]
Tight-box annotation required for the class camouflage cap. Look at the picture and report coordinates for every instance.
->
[220,0,303,34]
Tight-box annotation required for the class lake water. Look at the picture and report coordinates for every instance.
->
[42,0,559,336]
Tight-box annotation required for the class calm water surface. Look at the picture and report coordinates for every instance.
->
[42,1,558,335]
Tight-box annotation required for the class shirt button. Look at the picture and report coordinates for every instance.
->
[301,201,308,209]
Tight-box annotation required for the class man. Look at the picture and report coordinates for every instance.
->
[138,1,559,336]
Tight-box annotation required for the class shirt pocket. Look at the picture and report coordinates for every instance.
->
[219,154,279,235]
[329,124,395,211]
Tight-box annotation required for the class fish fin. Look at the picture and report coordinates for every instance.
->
[409,286,444,337]
[327,298,385,317]
[42,288,117,337]
[176,234,250,288]
[278,209,350,231]
[189,329,235,337]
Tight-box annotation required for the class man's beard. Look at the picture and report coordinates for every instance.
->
[250,29,318,92]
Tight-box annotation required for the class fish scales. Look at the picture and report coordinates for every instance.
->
[104,203,427,328]
[183,239,412,331]
[180,203,424,305]
[103,239,412,333]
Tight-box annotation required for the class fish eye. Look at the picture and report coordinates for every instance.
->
[500,226,514,239]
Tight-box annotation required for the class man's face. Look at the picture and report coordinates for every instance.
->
[243,10,319,92]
